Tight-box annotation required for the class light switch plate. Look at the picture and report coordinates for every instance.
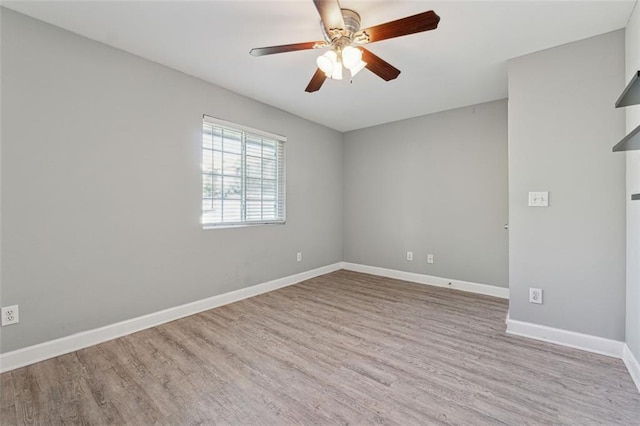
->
[528,191,549,207]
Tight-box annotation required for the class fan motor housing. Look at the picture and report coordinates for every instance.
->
[321,8,361,44]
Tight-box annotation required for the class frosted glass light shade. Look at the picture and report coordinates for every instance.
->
[317,50,337,75]
[350,60,367,78]
[331,60,343,80]
[342,46,362,69]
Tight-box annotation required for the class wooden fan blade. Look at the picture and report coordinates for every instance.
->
[361,48,401,81]
[357,11,440,44]
[250,42,323,57]
[305,68,327,93]
[313,0,345,35]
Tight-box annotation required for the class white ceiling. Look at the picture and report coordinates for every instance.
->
[3,0,637,131]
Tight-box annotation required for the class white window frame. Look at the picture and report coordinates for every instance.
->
[201,115,286,228]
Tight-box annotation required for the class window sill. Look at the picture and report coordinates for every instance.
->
[202,221,286,230]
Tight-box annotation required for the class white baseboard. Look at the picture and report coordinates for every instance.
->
[623,344,640,392]
[341,262,509,299]
[506,316,624,358]
[0,262,343,373]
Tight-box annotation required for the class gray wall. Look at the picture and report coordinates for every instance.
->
[3,7,629,356]
[0,9,343,353]
[508,31,626,340]
[343,100,509,288]
[625,5,640,361]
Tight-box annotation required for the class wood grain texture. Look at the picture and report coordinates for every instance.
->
[1,270,639,425]
[361,48,401,81]
[249,42,322,57]
[358,10,440,44]
[305,68,327,93]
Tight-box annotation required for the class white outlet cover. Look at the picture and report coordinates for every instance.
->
[427,254,434,264]
[296,252,302,262]
[407,251,413,261]
[528,191,549,207]
[1,305,19,326]
[529,288,543,304]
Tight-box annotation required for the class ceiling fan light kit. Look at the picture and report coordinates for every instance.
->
[249,0,440,93]
[316,45,365,80]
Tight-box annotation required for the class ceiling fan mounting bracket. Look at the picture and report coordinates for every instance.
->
[353,31,370,44]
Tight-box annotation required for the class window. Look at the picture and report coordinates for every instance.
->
[202,116,286,227]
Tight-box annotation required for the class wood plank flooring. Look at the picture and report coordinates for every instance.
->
[1,270,639,425]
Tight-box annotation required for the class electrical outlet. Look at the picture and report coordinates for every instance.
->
[1,305,19,326]
[406,251,413,261]
[427,254,434,264]
[529,288,543,304]
[296,252,302,262]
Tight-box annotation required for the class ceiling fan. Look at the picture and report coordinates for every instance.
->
[249,0,441,93]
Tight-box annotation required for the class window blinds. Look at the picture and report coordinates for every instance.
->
[202,116,286,227]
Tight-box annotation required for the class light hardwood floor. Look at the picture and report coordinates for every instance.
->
[1,270,639,425]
